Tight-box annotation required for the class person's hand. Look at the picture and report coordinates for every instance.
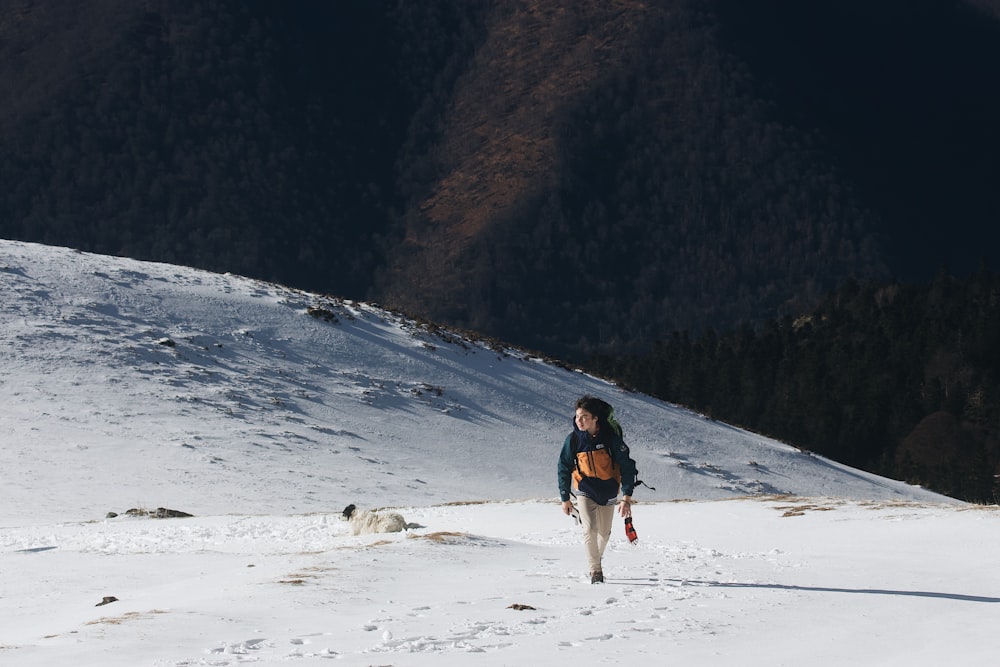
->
[561,500,574,515]
[618,496,633,518]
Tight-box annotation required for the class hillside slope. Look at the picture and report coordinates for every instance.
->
[3,2,1000,362]
[0,240,949,525]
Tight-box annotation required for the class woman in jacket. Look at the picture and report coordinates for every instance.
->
[557,394,637,583]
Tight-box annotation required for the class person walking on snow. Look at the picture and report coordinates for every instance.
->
[558,395,637,583]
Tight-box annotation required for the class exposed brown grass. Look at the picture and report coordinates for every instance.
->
[85,609,167,626]
[408,531,471,543]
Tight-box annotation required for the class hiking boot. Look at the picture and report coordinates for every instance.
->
[591,571,604,584]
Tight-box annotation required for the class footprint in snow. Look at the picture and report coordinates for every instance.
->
[211,637,268,654]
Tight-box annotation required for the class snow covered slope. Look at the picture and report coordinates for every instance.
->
[0,240,947,525]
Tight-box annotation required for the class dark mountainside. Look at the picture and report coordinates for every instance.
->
[0,0,408,298]
[3,0,1000,359]
[3,0,1000,498]
[594,271,1000,502]
[715,0,1000,281]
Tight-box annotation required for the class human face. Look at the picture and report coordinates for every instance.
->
[575,408,599,435]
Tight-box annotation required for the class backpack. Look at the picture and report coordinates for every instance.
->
[575,400,655,492]
[606,404,625,440]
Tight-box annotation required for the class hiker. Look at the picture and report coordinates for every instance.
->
[557,394,637,583]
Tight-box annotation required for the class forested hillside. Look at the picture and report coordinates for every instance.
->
[379,0,892,356]
[593,270,1000,502]
[2,0,999,361]
[715,0,1000,281]
[0,0,413,297]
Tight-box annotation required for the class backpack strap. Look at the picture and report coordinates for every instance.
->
[633,477,656,492]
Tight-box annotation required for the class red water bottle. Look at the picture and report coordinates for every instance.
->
[624,516,638,544]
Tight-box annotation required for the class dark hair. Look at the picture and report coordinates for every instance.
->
[576,394,611,423]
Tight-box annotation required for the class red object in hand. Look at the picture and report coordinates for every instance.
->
[624,516,638,544]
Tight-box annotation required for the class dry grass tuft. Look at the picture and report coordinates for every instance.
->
[86,610,167,626]
[408,531,470,542]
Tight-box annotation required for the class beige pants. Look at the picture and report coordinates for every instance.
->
[578,495,615,574]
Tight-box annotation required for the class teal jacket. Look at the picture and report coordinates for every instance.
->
[557,422,637,505]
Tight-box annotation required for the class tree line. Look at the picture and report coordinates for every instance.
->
[591,270,1000,502]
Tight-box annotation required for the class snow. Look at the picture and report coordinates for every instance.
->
[1,239,997,666]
